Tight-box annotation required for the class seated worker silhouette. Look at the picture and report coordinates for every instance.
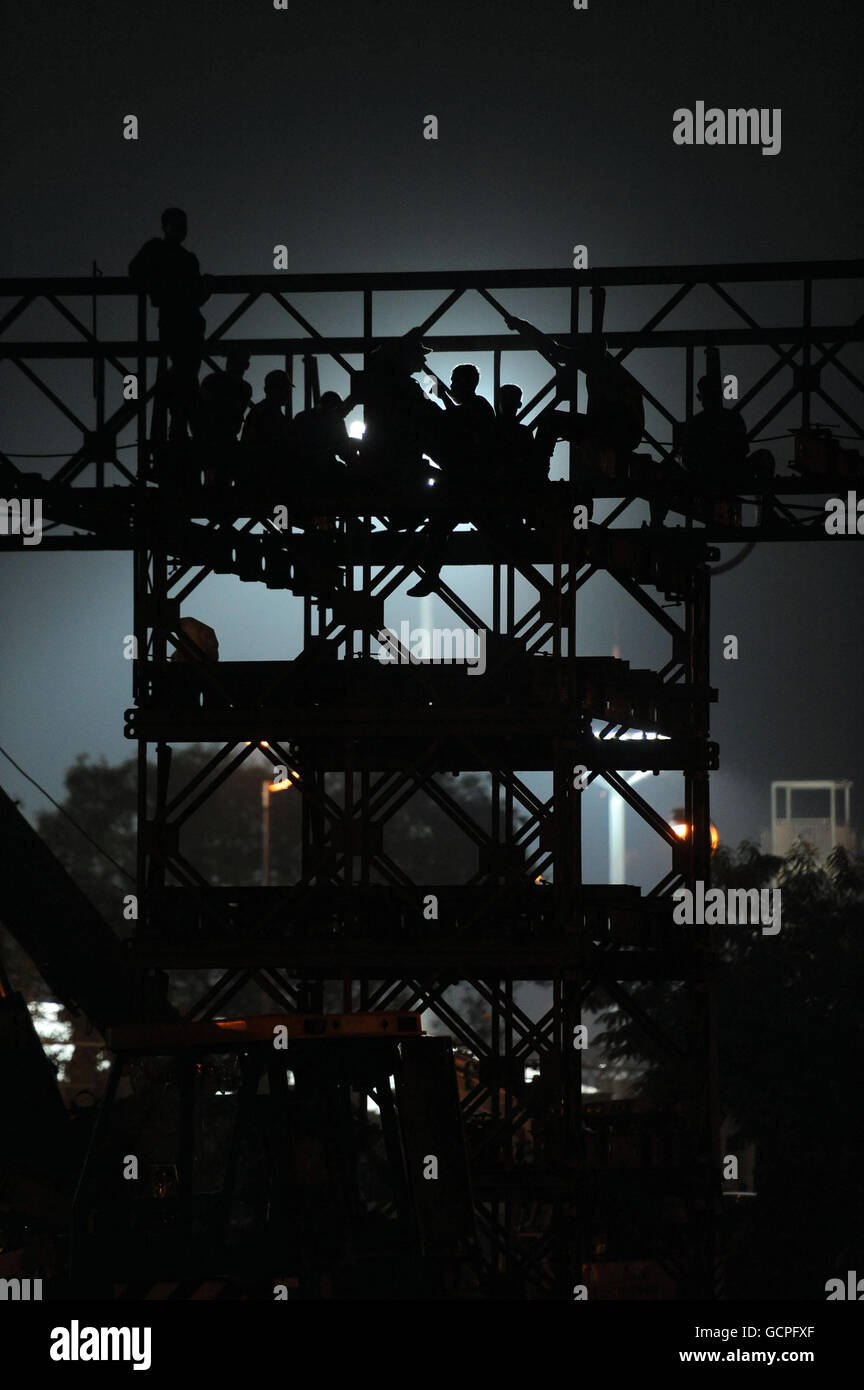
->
[496,383,546,511]
[405,362,497,597]
[352,327,444,514]
[430,363,497,497]
[680,373,748,485]
[674,367,773,526]
[290,391,357,547]
[291,391,353,469]
[241,369,292,445]
[504,314,645,488]
[129,208,210,441]
[198,347,252,442]
[197,346,252,482]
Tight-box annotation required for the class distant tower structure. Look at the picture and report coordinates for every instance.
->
[766,780,856,859]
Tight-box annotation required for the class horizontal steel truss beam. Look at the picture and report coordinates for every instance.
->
[125,719,717,763]
[2,327,861,357]
[131,936,709,980]
[4,508,861,552]
[3,258,863,294]
[2,260,862,501]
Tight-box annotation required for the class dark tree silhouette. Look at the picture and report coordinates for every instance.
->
[595,840,864,1298]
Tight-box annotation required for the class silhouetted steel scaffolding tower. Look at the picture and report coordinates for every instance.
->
[2,260,863,1298]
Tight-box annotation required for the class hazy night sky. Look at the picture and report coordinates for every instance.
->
[1,0,863,882]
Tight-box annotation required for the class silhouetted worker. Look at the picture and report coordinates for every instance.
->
[404,365,497,598]
[353,328,443,499]
[129,208,210,440]
[197,346,253,445]
[496,383,544,496]
[241,369,292,445]
[291,390,353,468]
[505,314,645,479]
[434,363,497,494]
[679,373,748,484]
[290,391,356,535]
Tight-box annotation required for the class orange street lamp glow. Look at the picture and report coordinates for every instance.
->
[671,815,719,852]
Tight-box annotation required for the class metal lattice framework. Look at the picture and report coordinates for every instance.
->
[3,260,863,1298]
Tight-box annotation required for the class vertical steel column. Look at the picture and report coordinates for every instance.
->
[569,281,579,487]
[802,278,812,430]
[686,559,719,1297]
[91,263,105,488]
[136,291,147,480]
